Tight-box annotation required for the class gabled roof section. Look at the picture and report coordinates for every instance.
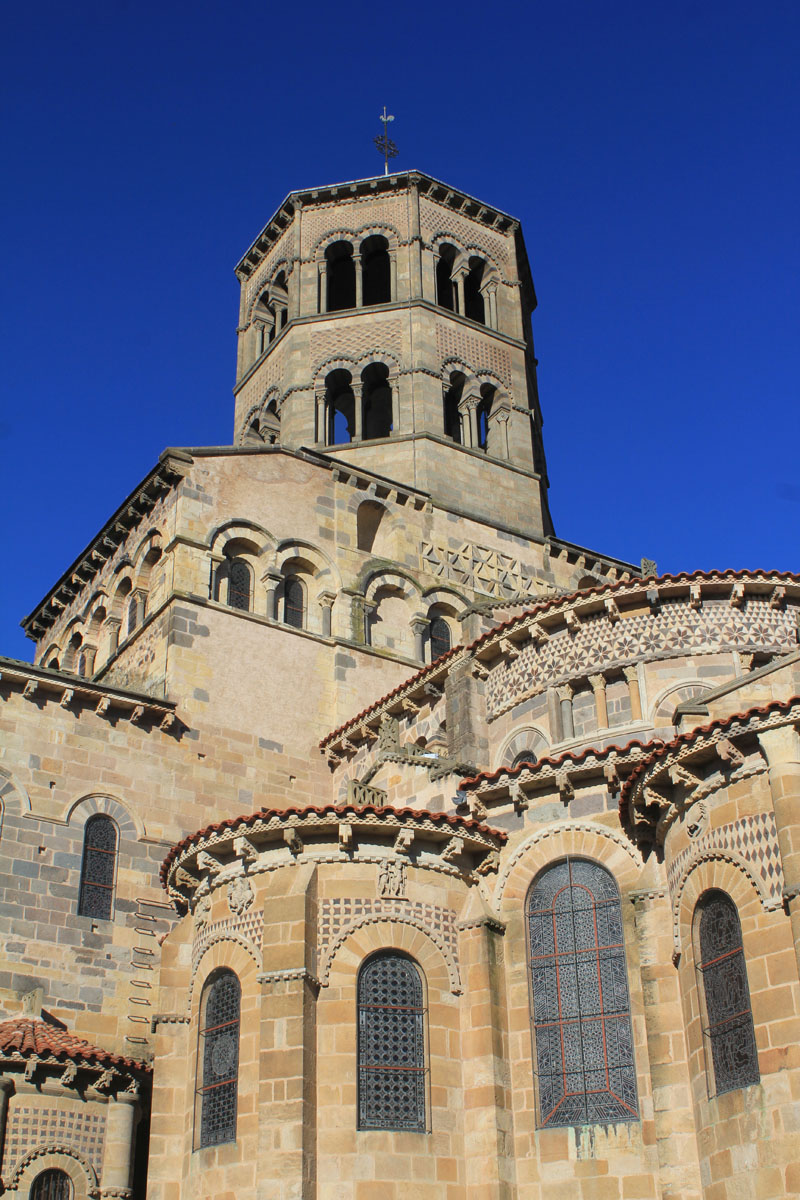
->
[21,450,192,640]
[235,171,521,281]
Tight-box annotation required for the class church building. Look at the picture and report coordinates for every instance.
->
[0,170,798,1200]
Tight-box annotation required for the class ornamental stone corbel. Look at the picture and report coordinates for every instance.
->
[729,581,745,607]
[196,850,223,876]
[441,836,464,863]
[394,828,414,856]
[338,823,353,850]
[233,835,259,863]
[283,827,303,855]
[604,597,620,622]
[716,737,745,767]
[689,583,702,609]
[509,779,528,813]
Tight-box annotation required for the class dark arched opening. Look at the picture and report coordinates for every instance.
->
[464,257,486,323]
[326,241,356,311]
[436,244,457,311]
[477,385,495,451]
[361,235,391,305]
[443,372,464,444]
[428,614,451,660]
[325,368,355,444]
[283,575,305,629]
[361,362,392,440]
[357,500,387,553]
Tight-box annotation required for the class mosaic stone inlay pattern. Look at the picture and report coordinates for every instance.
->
[2,1107,105,1178]
[487,597,796,717]
[436,326,512,385]
[192,911,263,973]
[421,539,546,599]
[311,319,402,372]
[420,199,511,268]
[667,813,784,904]
[302,196,405,251]
[319,897,457,962]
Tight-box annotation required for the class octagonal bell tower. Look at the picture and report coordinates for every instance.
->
[232,171,553,538]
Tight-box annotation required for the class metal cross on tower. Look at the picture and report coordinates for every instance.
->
[374,107,398,176]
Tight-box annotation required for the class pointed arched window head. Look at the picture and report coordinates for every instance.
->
[197,969,241,1147]
[78,814,118,920]
[528,857,638,1127]
[358,952,426,1131]
[696,890,759,1096]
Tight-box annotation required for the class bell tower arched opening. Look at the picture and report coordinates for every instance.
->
[326,241,356,312]
[361,235,391,306]
[361,363,392,440]
[325,368,355,444]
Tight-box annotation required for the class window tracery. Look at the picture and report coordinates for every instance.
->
[527,857,638,1127]
[357,952,426,1132]
[695,889,759,1096]
[78,814,118,920]
[197,969,241,1147]
[30,1170,72,1200]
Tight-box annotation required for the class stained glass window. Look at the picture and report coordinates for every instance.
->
[527,857,639,1127]
[429,616,451,661]
[30,1170,72,1200]
[696,890,759,1096]
[77,814,118,920]
[197,969,240,1147]
[357,953,427,1132]
[283,576,304,629]
[228,559,251,611]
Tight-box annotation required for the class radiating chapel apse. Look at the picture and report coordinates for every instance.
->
[696,890,759,1096]
[527,858,638,1127]
[357,953,426,1131]
[197,969,241,1147]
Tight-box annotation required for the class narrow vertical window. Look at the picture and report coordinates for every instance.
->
[283,576,304,629]
[528,857,638,1127]
[358,952,426,1131]
[197,969,241,1147]
[228,559,251,611]
[696,890,759,1096]
[78,814,118,920]
[30,1170,72,1200]
[429,616,451,660]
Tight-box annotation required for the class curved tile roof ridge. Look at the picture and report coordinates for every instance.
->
[459,736,662,790]
[161,801,508,885]
[319,570,799,750]
[619,694,800,817]
[0,1017,150,1073]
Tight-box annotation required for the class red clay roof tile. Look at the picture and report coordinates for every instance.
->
[0,1018,150,1073]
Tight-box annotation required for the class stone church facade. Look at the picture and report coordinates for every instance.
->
[0,170,798,1200]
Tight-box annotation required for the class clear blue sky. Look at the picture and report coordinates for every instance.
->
[1,0,798,662]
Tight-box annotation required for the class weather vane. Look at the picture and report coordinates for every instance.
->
[374,107,398,175]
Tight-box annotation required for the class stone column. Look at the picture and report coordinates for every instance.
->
[590,674,608,730]
[314,389,327,445]
[547,686,563,742]
[253,321,265,360]
[318,591,335,639]
[486,287,498,329]
[83,646,98,675]
[758,724,800,978]
[352,382,363,441]
[100,1091,139,1197]
[355,253,363,307]
[409,176,422,298]
[493,409,510,460]
[410,616,429,663]
[318,261,327,313]
[389,251,398,300]
[390,376,400,434]
[263,569,282,621]
[455,272,466,316]
[459,920,513,1199]
[557,684,575,740]
[624,665,643,721]
[630,891,703,1200]
[106,618,121,656]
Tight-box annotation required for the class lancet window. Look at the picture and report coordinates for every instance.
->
[197,969,240,1148]
[527,857,638,1127]
[357,952,427,1132]
[695,890,759,1096]
[78,814,118,920]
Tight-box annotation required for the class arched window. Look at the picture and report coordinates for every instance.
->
[429,615,451,660]
[476,386,495,452]
[361,235,391,305]
[325,368,355,444]
[196,969,241,1147]
[283,575,304,629]
[463,256,486,323]
[78,814,118,920]
[436,244,457,311]
[127,593,140,635]
[357,952,426,1131]
[361,363,392,440]
[30,1170,72,1200]
[228,558,251,611]
[527,858,638,1127]
[512,750,537,768]
[695,890,759,1096]
[326,241,356,311]
[443,372,464,444]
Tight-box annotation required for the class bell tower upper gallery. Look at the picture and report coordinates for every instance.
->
[232,171,554,539]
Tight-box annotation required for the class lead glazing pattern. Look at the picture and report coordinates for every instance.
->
[358,954,426,1132]
[198,970,241,1147]
[30,1171,72,1200]
[77,814,117,920]
[528,858,638,1127]
[697,891,759,1096]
